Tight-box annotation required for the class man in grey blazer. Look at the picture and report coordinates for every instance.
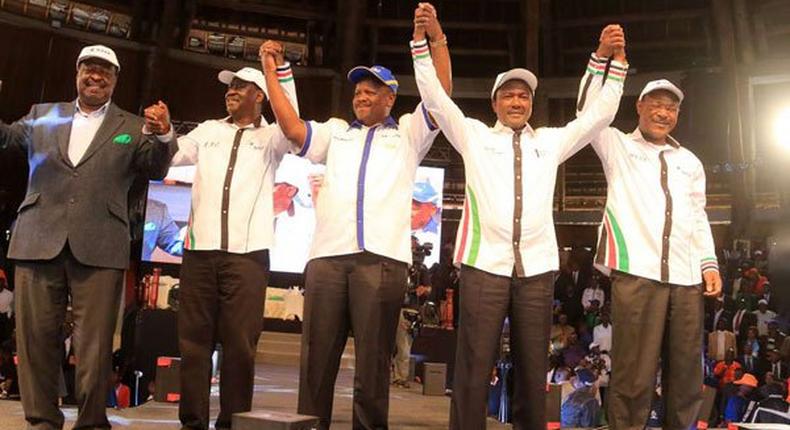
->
[0,45,173,429]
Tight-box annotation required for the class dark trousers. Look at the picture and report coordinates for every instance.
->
[15,245,123,430]
[449,265,555,430]
[178,249,269,430]
[607,271,704,430]
[298,252,407,430]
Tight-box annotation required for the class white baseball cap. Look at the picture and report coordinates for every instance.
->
[491,68,538,99]
[76,45,120,71]
[639,79,684,104]
[218,67,266,94]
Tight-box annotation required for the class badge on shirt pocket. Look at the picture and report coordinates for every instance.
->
[113,133,132,145]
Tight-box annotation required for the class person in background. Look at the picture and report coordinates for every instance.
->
[561,368,601,427]
[723,373,758,424]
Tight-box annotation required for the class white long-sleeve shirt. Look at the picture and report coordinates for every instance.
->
[297,103,439,265]
[413,41,626,277]
[159,63,300,254]
[577,56,719,285]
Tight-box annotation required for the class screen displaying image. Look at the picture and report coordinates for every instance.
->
[142,155,444,272]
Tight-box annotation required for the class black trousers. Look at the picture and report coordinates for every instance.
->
[15,245,123,430]
[178,249,269,430]
[298,252,407,430]
[449,265,555,430]
[607,271,704,430]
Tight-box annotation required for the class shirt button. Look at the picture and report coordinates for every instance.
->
[516,196,521,200]
[665,211,670,215]
[515,219,520,223]
[72,171,78,177]
[229,166,233,171]
[224,186,229,190]
[69,198,75,204]
[513,241,518,245]
[222,210,227,214]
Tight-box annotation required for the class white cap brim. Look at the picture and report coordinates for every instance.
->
[639,79,684,104]
[491,68,538,99]
[218,68,267,96]
[76,44,120,71]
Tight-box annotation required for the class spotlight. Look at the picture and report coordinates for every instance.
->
[775,107,790,151]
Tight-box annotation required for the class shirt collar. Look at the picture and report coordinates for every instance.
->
[492,120,535,137]
[349,116,398,130]
[630,127,681,149]
[75,99,111,118]
[224,115,265,129]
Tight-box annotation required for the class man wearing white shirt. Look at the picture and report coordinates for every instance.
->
[753,299,777,337]
[414,19,627,428]
[145,41,300,430]
[262,6,452,428]
[1,45,174,430]
[593,311,613,353]
[577,67,723,427]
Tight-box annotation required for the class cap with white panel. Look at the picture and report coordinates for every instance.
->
[76,44,121,71]
[639,79,684,104]
[218,67,267,94]
[491,68,538,99]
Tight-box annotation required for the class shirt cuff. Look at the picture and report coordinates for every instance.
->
[142,124,175,142]
[586,52,628,83]
[410,39,430,61]
[276,62,294,83]
[701,257,720,274]
[297,120,312,157]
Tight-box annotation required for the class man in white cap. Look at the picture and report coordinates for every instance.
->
[754,298,777,336]
[414,16,627,428]
[259,4,451,428]
[143,40,299,430]
[0,44,174,429]
[576,61,723,426]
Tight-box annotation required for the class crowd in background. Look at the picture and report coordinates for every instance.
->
[548,244,789,426]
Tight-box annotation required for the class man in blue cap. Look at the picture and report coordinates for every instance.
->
[260,3,451,428]
[561,368,602,427]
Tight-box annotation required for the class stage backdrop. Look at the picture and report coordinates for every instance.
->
[142,154,444,273]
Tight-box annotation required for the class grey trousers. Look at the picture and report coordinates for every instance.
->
[607,271,704,430]
[298,252,407,430]
[15,245,123,430]
[449,265,555,430]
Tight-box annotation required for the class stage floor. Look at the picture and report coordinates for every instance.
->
[0,363,511,429]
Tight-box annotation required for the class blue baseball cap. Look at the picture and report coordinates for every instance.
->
[347,65,399,94]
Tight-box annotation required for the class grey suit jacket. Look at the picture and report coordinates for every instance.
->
[0,101,174,269]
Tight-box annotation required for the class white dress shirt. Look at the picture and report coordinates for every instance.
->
[578,57,719,285]
[413,43,626,277]
[161,64,300,254]
[298,101,439,265]
[754,309,777,336]
[68,100,110,165]
[593,323,612,352]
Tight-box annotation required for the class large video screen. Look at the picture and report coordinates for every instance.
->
[142,154,444,273]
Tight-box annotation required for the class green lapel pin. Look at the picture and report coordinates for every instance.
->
[113,133,132,145]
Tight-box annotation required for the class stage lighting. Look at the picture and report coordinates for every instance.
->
[775,107,790,151]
